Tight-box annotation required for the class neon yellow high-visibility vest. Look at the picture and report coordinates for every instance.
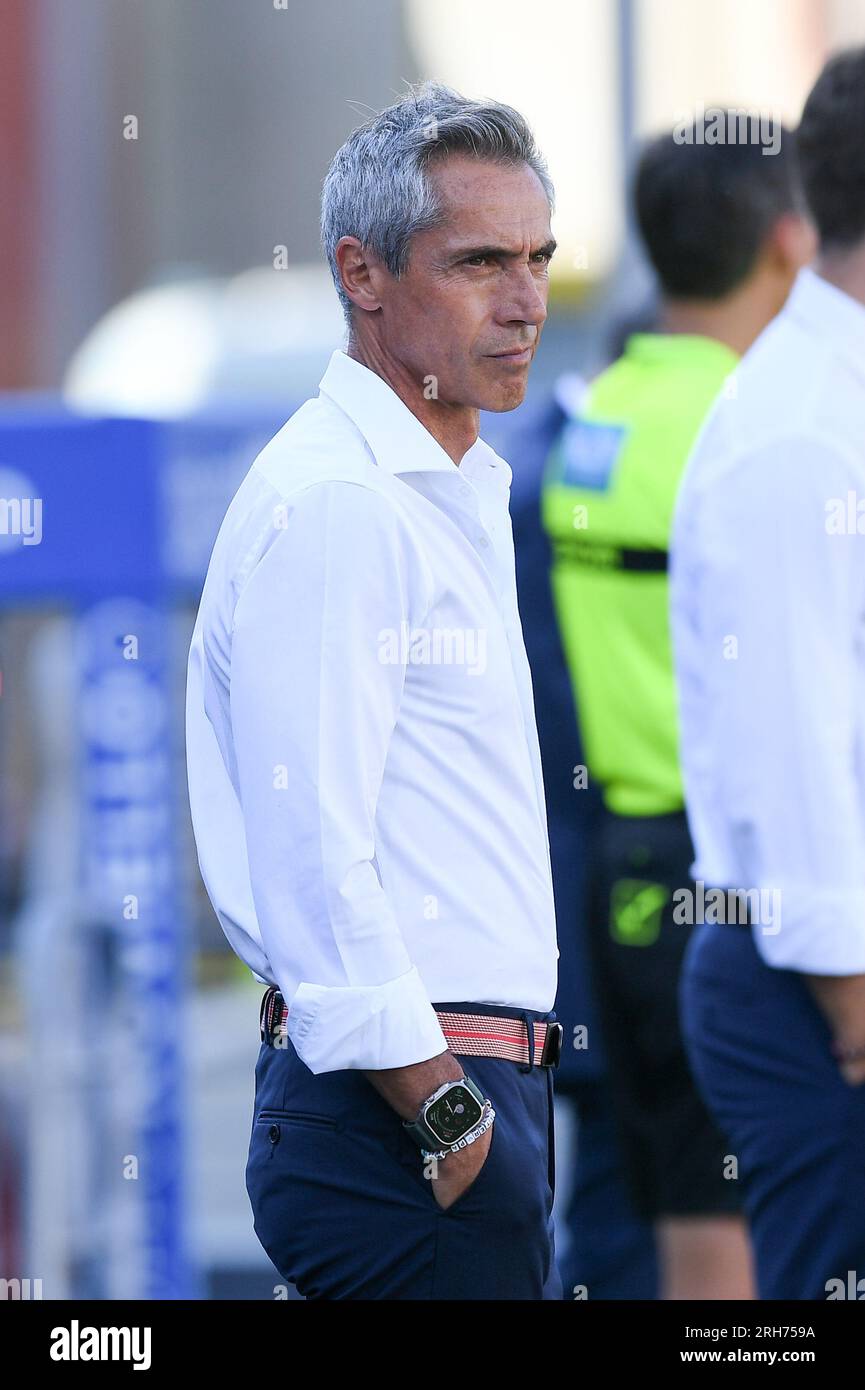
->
[541,333,738,816]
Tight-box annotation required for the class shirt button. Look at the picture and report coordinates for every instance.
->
[459,483,472,498]
[478,536,490,548]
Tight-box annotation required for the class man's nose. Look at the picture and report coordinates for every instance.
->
[498,264,548,327]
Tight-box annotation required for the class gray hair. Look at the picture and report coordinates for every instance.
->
[320,81,555,325]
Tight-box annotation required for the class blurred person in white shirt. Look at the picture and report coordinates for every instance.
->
[671,48,865,1300]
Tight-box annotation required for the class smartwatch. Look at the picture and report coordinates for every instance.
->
[403,1074,490,1153]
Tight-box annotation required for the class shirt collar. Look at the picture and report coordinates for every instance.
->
[784,266,865,373]
[623,333,739,371]
[317,348,512,488]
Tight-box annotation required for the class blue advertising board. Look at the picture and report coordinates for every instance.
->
[0,402,285,1298]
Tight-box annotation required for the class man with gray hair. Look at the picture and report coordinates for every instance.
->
[185,81,563,1298]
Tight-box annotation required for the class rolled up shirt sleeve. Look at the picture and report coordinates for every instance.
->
[702,435,865,974]
[229,479,448,1072]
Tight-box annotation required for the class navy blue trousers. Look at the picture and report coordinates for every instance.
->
[680,921,865,1300]
[245,1002,563,1299]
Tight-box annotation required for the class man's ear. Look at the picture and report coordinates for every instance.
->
[769,211,818,275]
[335,236,382,315]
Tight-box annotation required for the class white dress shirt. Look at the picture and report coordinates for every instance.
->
[670,267,865,974]
[185,348,558,1072]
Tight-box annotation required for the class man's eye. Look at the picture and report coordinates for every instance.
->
[464,255,490,267]
[532,251,552,265]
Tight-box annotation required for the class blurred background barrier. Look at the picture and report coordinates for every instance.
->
[0,406,290,1297]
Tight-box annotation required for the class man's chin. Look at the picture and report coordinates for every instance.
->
[468,361,530,412]
[483,377,531,413]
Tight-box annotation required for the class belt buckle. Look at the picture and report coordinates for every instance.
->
[539,1021,563,1068]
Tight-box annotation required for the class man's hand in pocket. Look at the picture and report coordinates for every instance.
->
[804,972,865,1084]
[428,1123,494,1211]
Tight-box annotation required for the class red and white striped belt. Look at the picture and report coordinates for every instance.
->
[259,988,563,1069]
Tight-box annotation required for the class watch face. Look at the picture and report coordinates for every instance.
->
[426,1084,484,1145]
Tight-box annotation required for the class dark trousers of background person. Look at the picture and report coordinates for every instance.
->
[555,1077,659,1299]
[246,1001,563,1300]
[680,918,865,1300]
[586,808,742,1223]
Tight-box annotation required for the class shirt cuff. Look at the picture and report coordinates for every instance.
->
[751,886,865,974]
[285,965,449,1074]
